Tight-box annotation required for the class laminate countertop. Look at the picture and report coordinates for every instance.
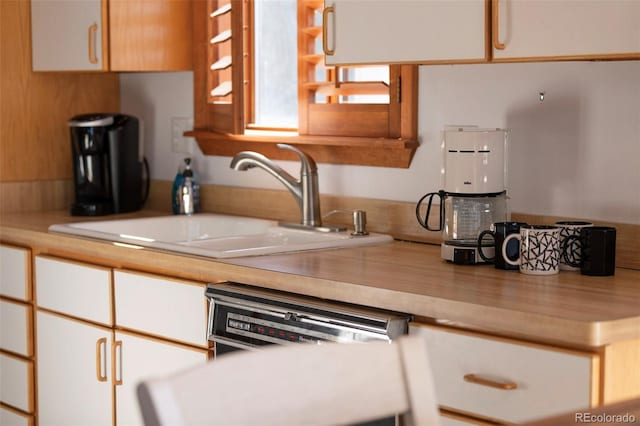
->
[2,210,639,348]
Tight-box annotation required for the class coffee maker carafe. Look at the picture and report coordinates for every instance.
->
[68,113,148,216]
[416,128,509,264]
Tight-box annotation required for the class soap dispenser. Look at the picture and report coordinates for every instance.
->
[172,158,200,215]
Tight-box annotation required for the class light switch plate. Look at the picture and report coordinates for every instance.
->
[171,117,194,154]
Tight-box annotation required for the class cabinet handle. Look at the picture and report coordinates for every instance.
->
[464,373,517,390]
[95,338,107,382]
[88,23,99,64]
[492,0,506,50]
[112,340,123,386]
[322,6,335,56]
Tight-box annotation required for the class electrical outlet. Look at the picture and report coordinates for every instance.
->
[171,117,194,153]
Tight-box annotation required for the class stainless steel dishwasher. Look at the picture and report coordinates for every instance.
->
[205,282,411,356]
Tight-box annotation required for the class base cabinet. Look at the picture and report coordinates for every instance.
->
[36,311,113,426]
[34,255,210,426]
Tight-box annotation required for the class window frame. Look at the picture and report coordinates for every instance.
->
[189,0,419,168]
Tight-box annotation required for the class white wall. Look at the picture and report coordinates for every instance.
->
[120,60,640,224]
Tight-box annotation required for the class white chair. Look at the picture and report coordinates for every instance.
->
[137,335,441,426]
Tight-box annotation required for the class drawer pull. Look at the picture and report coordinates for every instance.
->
[463,373,517,390]
[112,340,123,386]
[95,337,107,382]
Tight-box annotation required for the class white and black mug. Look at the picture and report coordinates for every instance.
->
[556,221,593,271]
[502,225,561,275]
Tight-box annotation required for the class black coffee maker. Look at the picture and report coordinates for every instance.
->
[68,113,149,216]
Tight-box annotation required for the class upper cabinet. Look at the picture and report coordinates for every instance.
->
[492,0,640,61]
[323,0,489,65]
[322,0,639,66]
[30,0,192,72]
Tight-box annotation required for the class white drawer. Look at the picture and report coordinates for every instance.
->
[0,353,33,413]
[0,300,31,356]
[0,405,32,426]
[0,245,30,301]
[35,256,111,325]
[114,270,208,347]
[410,323,598,423]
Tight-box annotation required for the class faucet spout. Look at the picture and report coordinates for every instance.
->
[230,144,322,227]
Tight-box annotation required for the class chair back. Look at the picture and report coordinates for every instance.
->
[137,335,440,426]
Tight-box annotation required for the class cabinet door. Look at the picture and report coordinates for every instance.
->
[114,331,209,426]
[0,245,30,301]
[324,0,487,65]
[492,0,640,60]
[31,0,106,71]
[37,311,112,426]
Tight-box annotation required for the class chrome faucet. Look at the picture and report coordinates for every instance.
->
[230,144,323,228]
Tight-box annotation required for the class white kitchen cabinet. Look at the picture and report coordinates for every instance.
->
[37,311,113,426]
[34,257,211,426]
[31,0,104,71]
[35,255,112,325]
[114,331,209,426]
[30,0,192,72]
[0,300,32,357]
[492,0,640,60]
[323,0,487,65]
[411,323,599,424]
[0,353,34,414]
[114,270,209,347]
[0,245,31,301]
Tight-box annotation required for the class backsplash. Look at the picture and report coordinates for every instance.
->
[120,60,640,224]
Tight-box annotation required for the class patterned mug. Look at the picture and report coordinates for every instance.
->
[502,225,561,275]
[556,221,593,271]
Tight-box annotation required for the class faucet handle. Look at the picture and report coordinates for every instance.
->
[324,209,370,236]
[277,143,317,174]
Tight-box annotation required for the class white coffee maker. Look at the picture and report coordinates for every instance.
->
[416,127,510,264]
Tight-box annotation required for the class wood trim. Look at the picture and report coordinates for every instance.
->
[602,338,640,404]
[100,0,109,70]
[190,131,418,167]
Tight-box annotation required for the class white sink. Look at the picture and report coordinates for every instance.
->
[49,214,392,258]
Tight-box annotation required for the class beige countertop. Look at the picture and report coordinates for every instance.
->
[2,210,640,348]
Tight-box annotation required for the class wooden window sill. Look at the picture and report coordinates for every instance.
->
[186,130,419,168]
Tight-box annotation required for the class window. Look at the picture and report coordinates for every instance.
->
[190,0,419,167]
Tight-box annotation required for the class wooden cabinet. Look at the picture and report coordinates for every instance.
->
[323,0,488,65]
[411,323,599,424]
[30,0,192,72]
[0,245,34,423]
[33,255,209,426]
[492,0,640,61]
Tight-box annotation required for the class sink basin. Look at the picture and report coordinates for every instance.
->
[49,214,393,258]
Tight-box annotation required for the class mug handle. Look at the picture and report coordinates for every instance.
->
[562,234,582,268]
[415,191,444,231]
[477,230,496,263]
[502,234,521,266]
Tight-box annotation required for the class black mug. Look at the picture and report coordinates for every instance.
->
[477,222,528,270]
[563,226,617,276]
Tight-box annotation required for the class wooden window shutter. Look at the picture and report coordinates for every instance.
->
[194,0,245,135]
